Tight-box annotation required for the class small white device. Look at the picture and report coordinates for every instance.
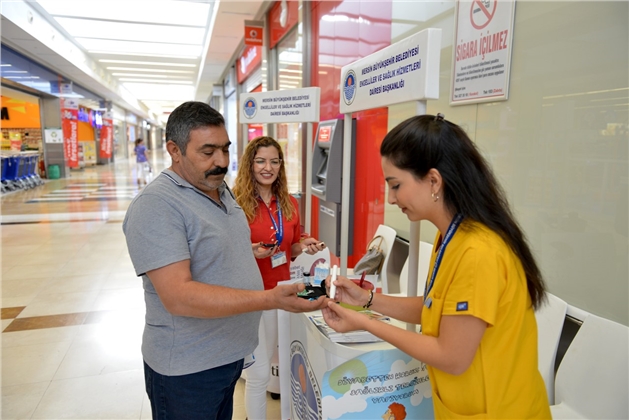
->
[329,265,338,299]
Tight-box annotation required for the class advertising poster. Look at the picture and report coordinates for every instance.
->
[450,0,516,104]
[99,113,113,159]
[8,131,22,151]
[321,349,433,420]
[61,98,79,168]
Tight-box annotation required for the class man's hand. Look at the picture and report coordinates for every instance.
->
[270,283,329,313]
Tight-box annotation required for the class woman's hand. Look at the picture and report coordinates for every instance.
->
[252,242,277,259]
[301,237,326,255]
[321,301,368,333]
[325,275,371,307]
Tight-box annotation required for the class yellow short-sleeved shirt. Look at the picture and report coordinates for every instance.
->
[421,221,551,419]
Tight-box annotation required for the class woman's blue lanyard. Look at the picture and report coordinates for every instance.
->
[263,196,283,246]
[424,213,464,309]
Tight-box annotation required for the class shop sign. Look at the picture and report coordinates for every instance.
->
[268,0,299,49]
[240,87,320,124]
[339,28,442,114]
[450,0,516,105]
[236,45,262,84]
[50,81,73,95]
[0,95,42,128]
[244,20,264,46]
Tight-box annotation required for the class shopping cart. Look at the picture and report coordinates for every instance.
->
[1,154,10,193]
[1,151,45,193]
[22,152,44,187]
[1,153,21,192]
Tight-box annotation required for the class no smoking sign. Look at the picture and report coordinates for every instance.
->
[470,0,497,29]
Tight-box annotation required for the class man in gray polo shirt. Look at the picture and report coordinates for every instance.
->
[123,101,327,420]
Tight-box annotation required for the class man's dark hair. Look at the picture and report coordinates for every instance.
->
[165,101,225,155]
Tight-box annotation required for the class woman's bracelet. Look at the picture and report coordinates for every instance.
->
[363,289,374,309]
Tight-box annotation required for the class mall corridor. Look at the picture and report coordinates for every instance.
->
[0,149,279,419]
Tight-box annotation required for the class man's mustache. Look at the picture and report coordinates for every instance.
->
[205,166,228,177]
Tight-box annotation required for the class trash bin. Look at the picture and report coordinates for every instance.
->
[48,164,60,179]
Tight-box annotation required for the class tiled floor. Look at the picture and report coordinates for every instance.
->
[1,149,280,419]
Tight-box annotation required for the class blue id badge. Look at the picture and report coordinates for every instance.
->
[271,251,287,268]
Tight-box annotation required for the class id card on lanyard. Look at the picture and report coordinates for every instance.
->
[264,197,287,269]
[424,213,464,309]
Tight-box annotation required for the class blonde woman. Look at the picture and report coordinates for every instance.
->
[233,136,325,419]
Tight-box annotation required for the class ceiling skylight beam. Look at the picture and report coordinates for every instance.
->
[89,51,199,60]
[77,39,203,57]
[107,67,195,74]
[49,15,205,29]
[99,60,196,67]
[75,37,202,47]
[36,0,211,27]
[112,73,194,79]
[119,79,193,84]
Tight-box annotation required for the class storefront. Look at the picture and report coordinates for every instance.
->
[1,86,43,152]
[1,44,115,178]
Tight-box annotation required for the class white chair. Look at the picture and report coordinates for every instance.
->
[370,224,398,293]
[551,312,629,419]
[534,293,568,404]
[398,241,433,296]
[290,246,331,279]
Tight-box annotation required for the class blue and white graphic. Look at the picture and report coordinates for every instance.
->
[239,87,320,123]
[291,340,322,420]
[339,28,442,114]
[321,349,434,419]
[243,97,257,119]
[342,70,357,106]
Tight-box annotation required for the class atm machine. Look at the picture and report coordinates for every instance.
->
[311,119,355,257]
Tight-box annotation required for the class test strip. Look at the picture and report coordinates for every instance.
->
[329,265,338,299]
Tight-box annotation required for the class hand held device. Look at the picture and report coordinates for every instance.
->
[260,242,276,248]
[329,265,338,299]
[297,282,327,300]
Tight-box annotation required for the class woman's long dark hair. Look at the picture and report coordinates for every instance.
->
[380,115,546,308]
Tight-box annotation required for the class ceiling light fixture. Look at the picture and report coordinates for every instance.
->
[118,79,193,84]
[99,59,196,67]
[89,51,199,60]
[112,73,192,79]
[106,67,194,74]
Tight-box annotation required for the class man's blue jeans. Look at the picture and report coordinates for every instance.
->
[144,360,244,420]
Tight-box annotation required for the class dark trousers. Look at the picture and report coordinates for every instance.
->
[144,360,244,420]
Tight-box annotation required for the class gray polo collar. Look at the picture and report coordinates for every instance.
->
[161,169,231,210]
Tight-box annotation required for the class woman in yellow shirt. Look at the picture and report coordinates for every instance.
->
[323,114,551,419]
